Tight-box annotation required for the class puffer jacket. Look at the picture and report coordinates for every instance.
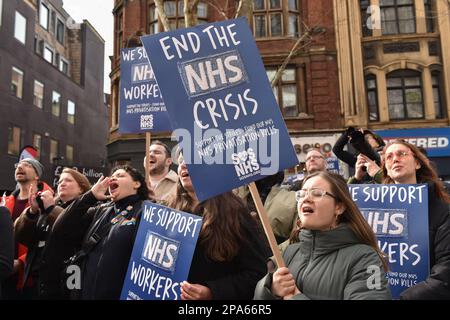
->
[254,223,392,300]
[400,184,450,299]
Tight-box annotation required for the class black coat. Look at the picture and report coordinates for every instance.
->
[0,207,14,299]
[188,212,270,299]
[51,191,144,300]
[400,184,450,299]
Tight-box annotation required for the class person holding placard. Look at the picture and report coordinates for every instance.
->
[163,153,270,300]
[381,140,450,299]
[51,165,150,299]
[254,171,391,300]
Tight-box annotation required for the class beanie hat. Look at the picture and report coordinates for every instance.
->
[62,168,91,193]
[20,158,44,178]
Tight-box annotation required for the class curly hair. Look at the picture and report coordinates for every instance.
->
[110,165,150,200]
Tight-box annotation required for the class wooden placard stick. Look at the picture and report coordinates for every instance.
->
[248,182,285,268]
[145,132,151,185]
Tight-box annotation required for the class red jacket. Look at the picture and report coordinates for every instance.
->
[1,182,53,289]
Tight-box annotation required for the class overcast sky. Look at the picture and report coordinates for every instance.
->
[63,0,114,93]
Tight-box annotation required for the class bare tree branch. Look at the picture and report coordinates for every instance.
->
[154,0,171,31]
[235,0,253,19]
[270,25,325,87]
[205,0,229,20]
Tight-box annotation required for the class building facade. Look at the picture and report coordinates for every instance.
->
[108,0,341,171]
[0,0,109,192]
[334,0,450,179]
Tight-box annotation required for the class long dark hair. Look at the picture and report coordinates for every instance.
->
[110,165,149,200]
[290,171,388,271]
[164,181,248,262]
[381,140,450,203]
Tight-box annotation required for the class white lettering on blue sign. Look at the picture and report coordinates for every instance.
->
[142,232,179,272]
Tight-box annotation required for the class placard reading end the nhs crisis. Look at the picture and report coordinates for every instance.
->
[119,47,171,133]
[121,202,202,300]
[141,18,297,201]
[349,184,429,299]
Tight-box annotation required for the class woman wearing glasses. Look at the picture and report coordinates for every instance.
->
[254,171,391,300]
[381,140,450,299]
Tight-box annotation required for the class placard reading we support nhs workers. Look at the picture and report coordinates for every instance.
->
[141,18,297,201]
[119,47,171,133]
[120,202,202,300]
[349,184,429,299]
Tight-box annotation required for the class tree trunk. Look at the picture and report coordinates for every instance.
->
[235,0,253,20]
[154,0,171,31]
[184,0,200,27]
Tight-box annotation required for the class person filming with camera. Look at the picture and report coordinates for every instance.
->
[333,127,385,184]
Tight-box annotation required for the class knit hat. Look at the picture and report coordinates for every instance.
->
[62,168,91,193]
[20,158,44,178]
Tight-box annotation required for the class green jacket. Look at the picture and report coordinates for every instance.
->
[236,185,297,242]
[254,223,392,300]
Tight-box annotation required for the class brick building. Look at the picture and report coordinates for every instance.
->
[108,0,342,171]
[0,0,109,192]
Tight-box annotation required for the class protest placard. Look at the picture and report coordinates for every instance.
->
[119,47,171,133]
[120,201,202,300]
[349,184,430,299]
[140,18,298,201]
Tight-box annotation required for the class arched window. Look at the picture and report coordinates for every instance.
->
[365,74,379,121]
[386,69,424,120]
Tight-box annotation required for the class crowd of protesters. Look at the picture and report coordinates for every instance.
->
[0,135,449,300]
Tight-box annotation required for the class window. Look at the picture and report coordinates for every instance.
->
[50,139,59,164]
[387,70,424,120]
[33,133,42,160]
[39,2,49,30]
[56,18,65,44]
[360,0,372,37]
[52,91,61,117]
[59,58,68,74]
[432,72,444,119]
[380,0,415,35]
[44,46,54,64]
[8,126,21,156]
[254,0,282,38]
[423,0,434,33]
[14,11,27,44]
[287,0,299,36]
[267,67,298,117]
[147,1,208,34]
[147,3,159,34]
[67,100,75,124]
[34,80,44,108]
[115,11,123,57]
[366,74,379,121]
[11,67,24,99]
[253,0,300,38]
[66,145,74,165]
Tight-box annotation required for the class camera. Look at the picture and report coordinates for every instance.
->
[348,128,381,167]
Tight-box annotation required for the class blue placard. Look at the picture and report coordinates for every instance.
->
[120,201,202,300]
[376,127,450,157]
[349,184,430,299]
[326,157,340,174]
[119,47,171,133]
[141,18,298,201]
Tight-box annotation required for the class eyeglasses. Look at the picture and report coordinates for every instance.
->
[305,155,324,162]
[384,151,411,163]
[295,188,337,202]
[14,162,32,169]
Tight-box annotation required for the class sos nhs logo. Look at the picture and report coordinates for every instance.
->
[231,148,261,180]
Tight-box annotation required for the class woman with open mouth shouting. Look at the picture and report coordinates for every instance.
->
[51,165,150,300]
[162,152,270,300]
[254,171,391,300]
